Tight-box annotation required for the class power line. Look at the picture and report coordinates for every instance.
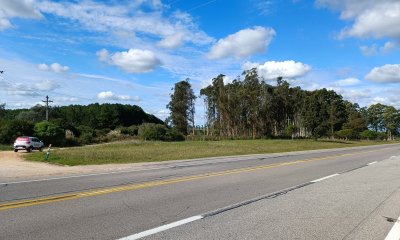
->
[42,95,53,121]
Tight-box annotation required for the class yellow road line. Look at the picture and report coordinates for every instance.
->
[0,149,381,211]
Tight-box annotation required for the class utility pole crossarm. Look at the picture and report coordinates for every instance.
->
[42,95,53,121]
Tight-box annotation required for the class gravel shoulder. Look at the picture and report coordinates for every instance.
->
[0,151,151,182]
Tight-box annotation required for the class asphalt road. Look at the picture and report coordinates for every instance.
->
[1,144,400,240]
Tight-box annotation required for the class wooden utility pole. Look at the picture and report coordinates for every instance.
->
[42,95,53,121]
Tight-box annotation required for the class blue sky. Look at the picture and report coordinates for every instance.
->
[0,0,399,124]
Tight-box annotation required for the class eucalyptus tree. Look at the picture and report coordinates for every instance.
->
[383,106,400,140]
[167,79,196,135]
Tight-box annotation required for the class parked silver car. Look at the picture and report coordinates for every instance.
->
[13,136,44,152]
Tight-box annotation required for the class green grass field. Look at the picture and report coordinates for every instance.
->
[23,139,395,166]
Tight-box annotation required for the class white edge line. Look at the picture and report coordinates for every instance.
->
[385,215,400,240]
[118,215,203,240]
[0,167,169,185]
[311,173,340,183]
[367,161,378,165]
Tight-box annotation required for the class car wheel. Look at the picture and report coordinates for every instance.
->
[27,147,32,152]
[14,149,18,152]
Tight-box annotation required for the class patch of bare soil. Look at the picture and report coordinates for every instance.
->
[0,151,151,182]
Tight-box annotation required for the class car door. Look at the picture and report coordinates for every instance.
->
[32,138,39,148]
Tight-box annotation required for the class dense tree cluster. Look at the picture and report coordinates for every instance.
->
[199,69,400,140]
[0,103,163,145]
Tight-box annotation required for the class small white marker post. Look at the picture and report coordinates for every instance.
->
[44,144,52,161]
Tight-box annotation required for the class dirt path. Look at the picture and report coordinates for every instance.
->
[0,151,151,182]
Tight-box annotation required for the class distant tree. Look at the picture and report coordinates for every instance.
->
[0,120,34,144]
[343,102,368,133]
[367,103,386,132]
[285,124,298,140]
[34,121,64,146]
[167,79,196,135]
[383,106,400,140]
[0,103,5,120]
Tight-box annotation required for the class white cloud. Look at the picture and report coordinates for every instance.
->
[380,41,397,54]
[365,64,400,83]
[0,78,58,97]
[0,0,42,30]
[37,63,69,73]
[97,91,140,101]
[96,49,109,61]
[208,26,276,59]
[252,0,274,16]
[34,79,59,91]
[360,41,398,56]
[360,44,377,56]
[36,1,213,47]
[99,48,161,73]
[317,0,400,40]
[158,33,185,49]
[243,60,311,80]
[335,77,361,86]
[50,63,69,73]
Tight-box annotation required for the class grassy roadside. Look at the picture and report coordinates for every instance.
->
[23,139,395,166]
[0,144,12,151]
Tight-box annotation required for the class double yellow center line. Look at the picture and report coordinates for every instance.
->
[0,149,381,211]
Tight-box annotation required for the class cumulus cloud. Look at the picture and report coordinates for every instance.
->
[243,60,311,80]
[335,77,361,86]
[317,0,400,39]
[97,91,140,101]
[37,63,69,73]
[365,64,400,83]
[208,26,276,59]
[0,0,42,30]
[98,48,161,73]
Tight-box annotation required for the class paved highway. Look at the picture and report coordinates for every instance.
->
[1,144,400,240]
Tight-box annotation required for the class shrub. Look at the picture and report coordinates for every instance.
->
[0,120,34,144]
[360,130,378,140]
[79,132,93,145]
[118,125,139,136]
[164,128,185,141]
[335,129,358,140]
[34,121,64,146]
[138,123,167,141]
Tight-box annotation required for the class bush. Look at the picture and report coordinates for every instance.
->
[376,132,387,140]
[75,125,94,144]
[34,121,64,146]
[79,132,93,145]
[360,130,378,140]
[0,120,34,144]
[118,125,139,136]
[335,129,358,140]
[138,123,167,141]
[164,128,185,141]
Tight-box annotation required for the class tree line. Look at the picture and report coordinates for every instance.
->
[169,69,400,141]
[0,103,167,146]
